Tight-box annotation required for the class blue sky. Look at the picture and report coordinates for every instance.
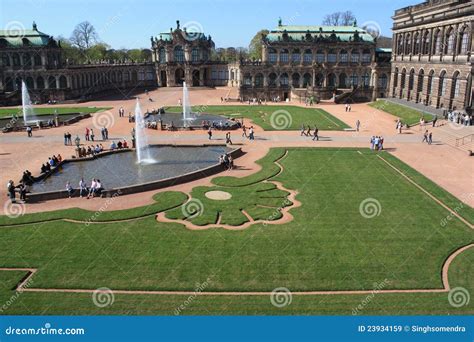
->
[0,0,415,49]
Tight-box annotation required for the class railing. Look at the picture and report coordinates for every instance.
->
[455,134,474,147]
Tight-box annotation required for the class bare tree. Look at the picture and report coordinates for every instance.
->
[322,11,356,26]
[70,21,98,51]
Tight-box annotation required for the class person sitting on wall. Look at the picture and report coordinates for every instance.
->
[110,141,117,150]
[66,181,74,198]
[40,163,48,174]
[95,179,103,197]
[123,140,128,148]
[117,141,123,149]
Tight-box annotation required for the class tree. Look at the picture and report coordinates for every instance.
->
[249,29,269,60]
[322,11,357,26]
[70,21,98,51]
[56,36,84,64]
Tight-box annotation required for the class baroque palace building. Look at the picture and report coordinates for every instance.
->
[390,0,473,111]
[0,22,156,105]
[230,20,391,102]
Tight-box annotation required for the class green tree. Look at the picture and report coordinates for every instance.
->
[249,29,269,60]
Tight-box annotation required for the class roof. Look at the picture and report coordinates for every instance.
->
[266,25,375,43]
[0,23,56,47]
[376,48,392,53]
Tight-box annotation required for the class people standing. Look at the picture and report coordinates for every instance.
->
[26,126,32,137]
[225,132,233,145]
[355,120,360,132]
[422,130,429,143]
[7,180,16,203]
[242,125,247,138]
[249,126,255,140]
[85,127,90,141]
[207,127,213,140]
[90,128,95,142]
[313,127,319,141]
[428,132,433,145]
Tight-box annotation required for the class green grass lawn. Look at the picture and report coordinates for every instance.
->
[0,148,472,315]
[0,106,112,119]
[369,100,435,126]
[165,105,349,131]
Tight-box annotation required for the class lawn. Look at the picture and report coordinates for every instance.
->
[165,105,350,131]
[369,100,435,126]
[0,106,112,118]
[0,148,472,315]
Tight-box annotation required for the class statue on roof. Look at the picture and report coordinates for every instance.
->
[353,19,357,27]
[176,20,180,30]
[278,17,282,27]
[32,21,37,30]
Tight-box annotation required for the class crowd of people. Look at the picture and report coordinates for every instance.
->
[68,178,104,199]
[446,110,472,126]
[219,154,234,170]
[7,180,28,203]
[370,136,384,151]
[241,125,255,140]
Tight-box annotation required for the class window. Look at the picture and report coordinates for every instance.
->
[327,50,336,63]
[340,50,348,63]
[350,74,359,86]
[280,73,289,86]
[192,48,200,62]
[255,74,263,87]
[397,35,403,55]
[316,50,324,63]
[243,74,252,86]
[174,46,184,62]
[291,50,300,63]
[434,31,441,54]
[404,34,411,54]
[304,49,312,63]
[159,48,166,63]
[414,33,420,54]
[362,73,370,87]
[280,49,289,63]
[446,29,455,55]
[460,29,469,54]
[378,74,388,89]
[351,50,360,63]
[268,48,277,63]
[362,50,371,63]
[422,32,430,55]
[439,72,447,96]
[452,73,460,98]
[1,53,10,66]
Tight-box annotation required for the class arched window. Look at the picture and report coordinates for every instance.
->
[303,73,311,87]
[362,73,370,87]
[439,71,447,96]
[400,69,407,89]
[268,72,277,87]
[350,73,359,86]
[303,49,312,63]
[378,74,388,89]
[434,30,442,54]
[291,49,301,63]
[393,68,398,88]
[445,28,455,55]
[25,77,34,89]
[404,34,412,54]
[191,48,200,62]
[408,69,415,91]
[340,50,348,63]
[22,53,31,68]
[48,76,57,89]
[159,47,166,63]
[1,53,10,66]
[12,53,20,66]
[414,33,421,54]
[417,70,424,93]
[36,76,44,89]
[59,75,67,88]
[268,48,277,63]
[452,72,460,98]
[327,73,336,87]
[422,31,430,55]
[397,35,403,55]
[292,73,300,87]
[427,70,434,96]
[316,50,324,63]
[315,73,324,87]
[361,49,371,63]
[255,73,263,87]
[459,27,469,54]
[174,46,184,62]
[243,73,252,86]
[280,49,289,63]
[327,49,336,63]
[280,73,289,86]
[351,50,360,63]
[339,73,347,88]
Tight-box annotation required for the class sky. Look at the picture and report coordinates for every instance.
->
[0,0,416,49]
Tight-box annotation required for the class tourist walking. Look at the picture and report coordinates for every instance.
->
[225,132,233,145]
[300,124,306,136]
[85,127,90,141]
[26,126,32,137]
[313,127,319,141]
[432,116,438,127]
[242,125,247,138]
[249,126,255,140]
[207,127,212,140]
[7,180,16,202]
[428,132,433,145]
[422,130,429,143]
[355,120,360,132]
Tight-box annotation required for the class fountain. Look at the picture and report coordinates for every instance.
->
[134,98,155,164]
[182,82,195,127]
[21,81,37,125]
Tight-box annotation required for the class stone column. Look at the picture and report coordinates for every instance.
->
[184,46,191,62]
[199,68,204,86]
[165,47,172,62]
[371,70,378,101]
[262,45,268,62]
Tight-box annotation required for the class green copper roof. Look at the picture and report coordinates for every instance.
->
[157,32,172,42]
[0,23,55,47]
[266,25,375,43]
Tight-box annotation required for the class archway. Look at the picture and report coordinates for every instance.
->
[192,70,200,86]
[160,70,167,87]
[175,68,185,86]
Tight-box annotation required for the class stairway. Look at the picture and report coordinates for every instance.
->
[434,122,474,153]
